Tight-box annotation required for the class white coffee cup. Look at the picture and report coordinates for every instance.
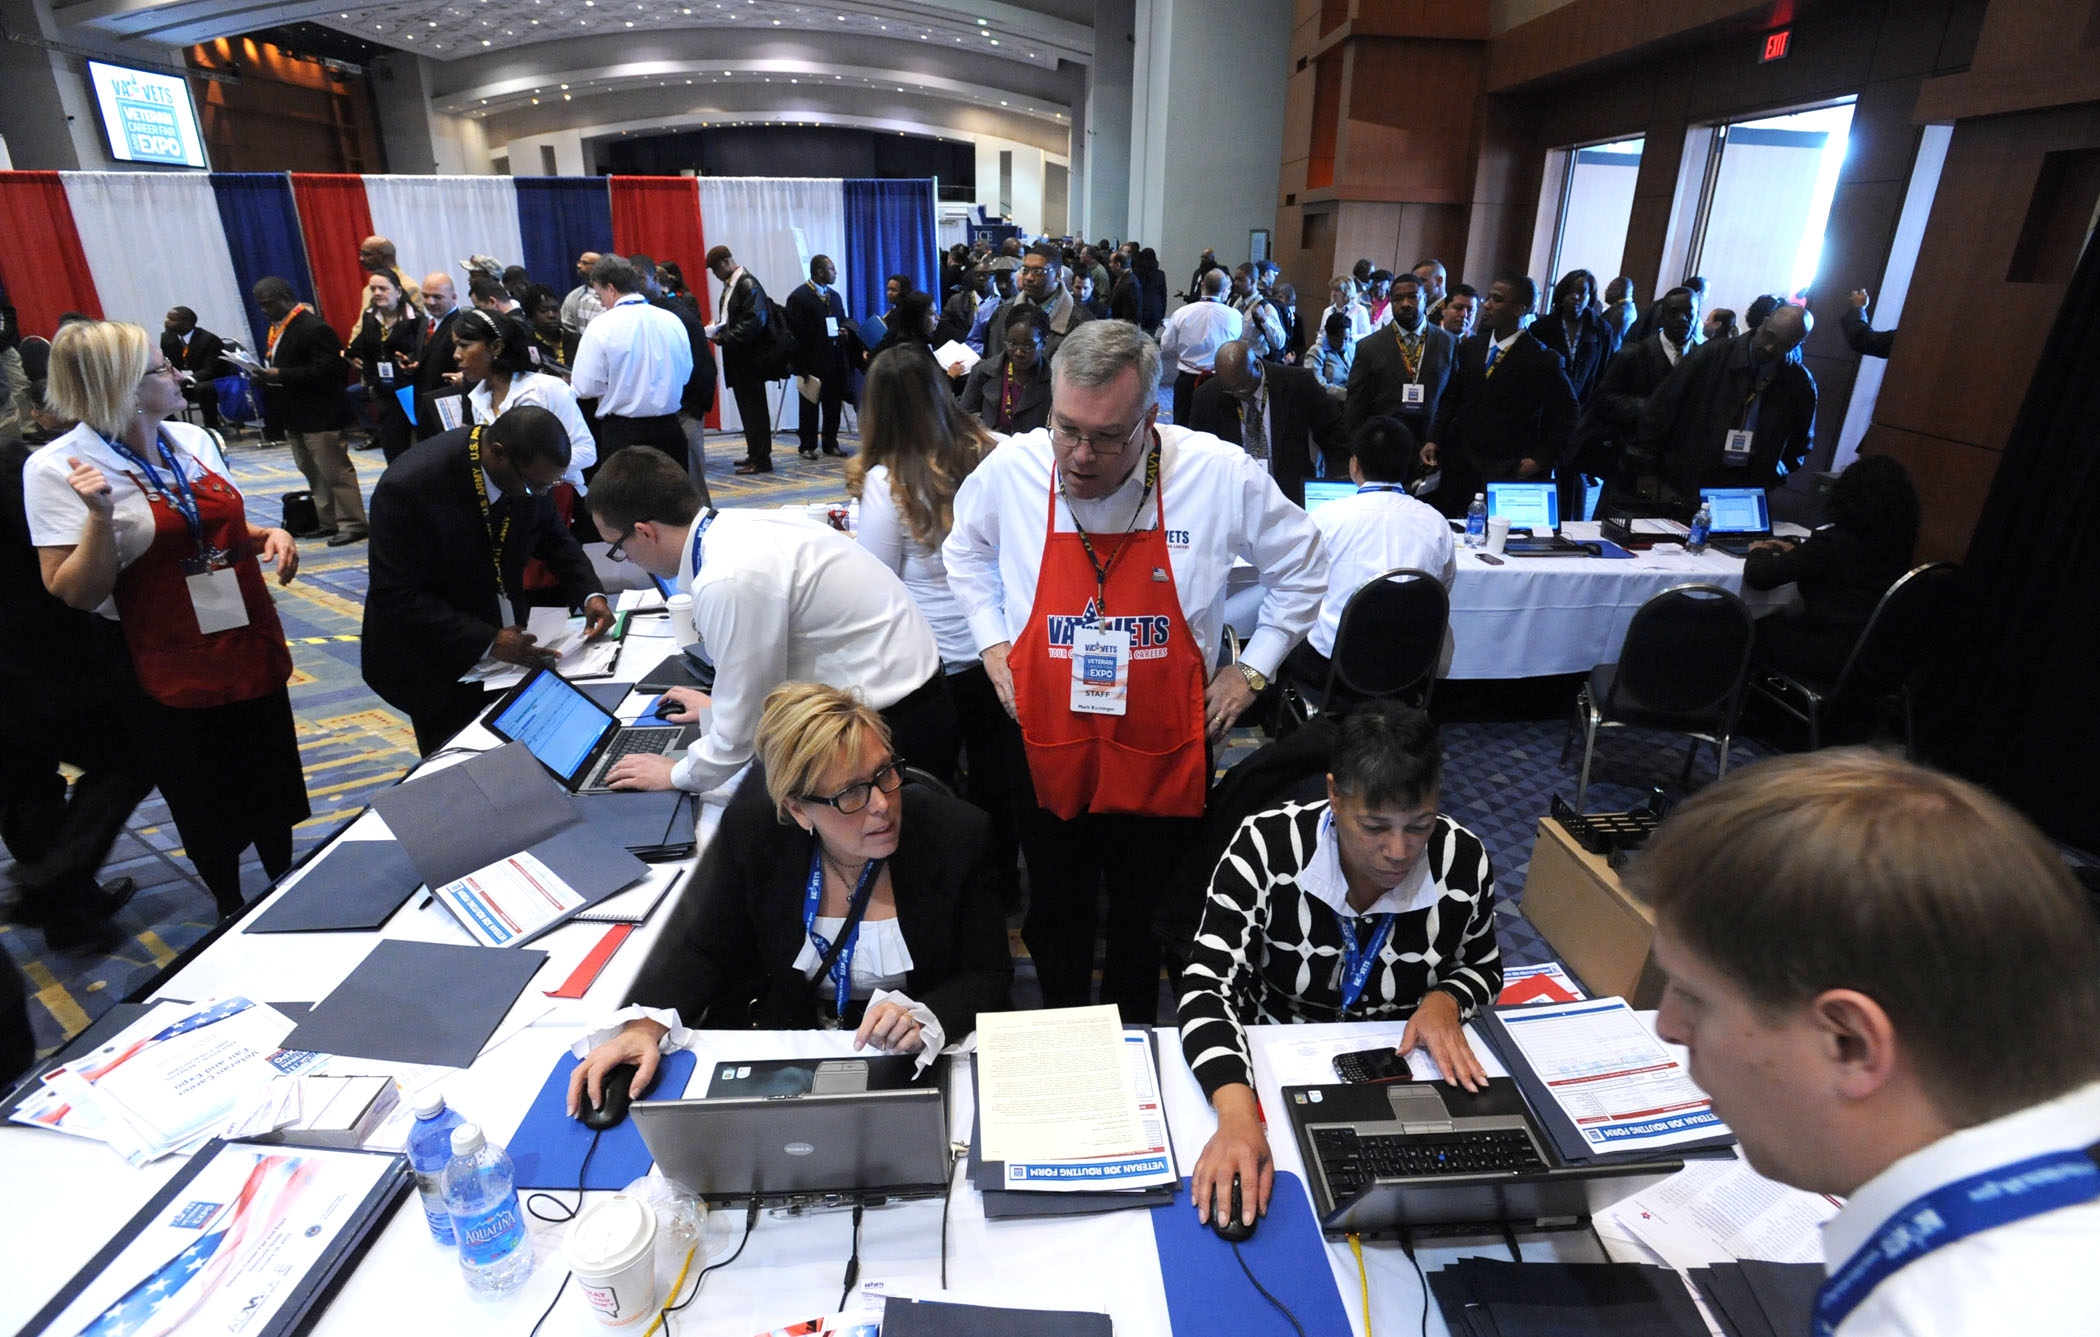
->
[664,593,695,648]
[567,1193,659,1325]
[1485,516,1511,555]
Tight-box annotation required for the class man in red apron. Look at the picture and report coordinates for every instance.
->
[945,320,1327,1022]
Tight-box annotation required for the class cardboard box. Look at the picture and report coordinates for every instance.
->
[1519,818,1665,1008]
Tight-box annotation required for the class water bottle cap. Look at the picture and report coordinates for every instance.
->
[451,1122,486,1157]
[411,1091,447,1119]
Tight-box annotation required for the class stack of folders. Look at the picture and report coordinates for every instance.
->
[1429,1258,1711,1335]
[969,1005,1180,1218]
[1684,1261,1822,1337]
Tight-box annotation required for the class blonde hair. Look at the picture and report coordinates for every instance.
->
[755,682,894,821]
[45,320,150,437]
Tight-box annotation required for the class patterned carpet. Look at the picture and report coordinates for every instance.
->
[1,415,1780,1059]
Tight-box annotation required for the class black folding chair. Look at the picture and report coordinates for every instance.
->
[1282,567,1449,724]
[1748,562,1958,754]
[1562,583,1755,809]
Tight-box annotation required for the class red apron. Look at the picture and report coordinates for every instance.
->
[1010,446,1209,820]
[111,441,292,709]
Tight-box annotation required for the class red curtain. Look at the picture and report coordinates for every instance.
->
[610,176,716,427]
[0,172,102,339]
[288,174,377,339]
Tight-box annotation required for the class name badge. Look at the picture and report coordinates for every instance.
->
[825,316,840,338]
[1723,429,1754,464]
[377,361,395,384]
[186,565,250,635]
[1402,383,1425,407]
[1070,625,1131,717]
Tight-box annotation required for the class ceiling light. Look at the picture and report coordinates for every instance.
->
[560,83,568,88]
[989,38,998,44]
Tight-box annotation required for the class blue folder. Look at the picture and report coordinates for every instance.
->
[1148,1172,1354,1337]
[506,1049,698,1190]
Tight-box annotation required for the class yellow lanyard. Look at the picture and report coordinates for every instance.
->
[466,426,510,595]
[1059,442,1160,621]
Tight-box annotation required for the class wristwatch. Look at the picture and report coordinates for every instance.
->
[1237,662,1268,693]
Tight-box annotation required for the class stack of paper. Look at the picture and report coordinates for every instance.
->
[1598,1159,1837,1271]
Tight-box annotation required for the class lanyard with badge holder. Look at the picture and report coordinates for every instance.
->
[105,426,250,634]
[1396,324,1428,406]
[803,849,886,1019]
[1062,438,1160,718]
[1322,812,1401,1010]
[1725,361,1780,467]
[466,426,511,597]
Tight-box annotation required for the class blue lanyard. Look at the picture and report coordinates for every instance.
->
[1815,1146,2100,1334]
[684,507,719,585]
[104,427,205,554]
[1326,816,1399,1011]
[803,846,885,1017]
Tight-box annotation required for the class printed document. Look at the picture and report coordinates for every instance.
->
[434,848,587,947]
[998,1031,1178,1192]
[977,1005,1145,1163]
[1496,998,1726,1154]
[1604,1159,1839,1268]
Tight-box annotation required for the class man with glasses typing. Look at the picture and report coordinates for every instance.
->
[944,320,1327,1022]
[581,447,955,795]
[362,405,612,753]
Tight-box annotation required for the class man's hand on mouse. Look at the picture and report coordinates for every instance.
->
[653,686,711,724]
[566,1018,667,1117]
[1191,1082,1273,1227]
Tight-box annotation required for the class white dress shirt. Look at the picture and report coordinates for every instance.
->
[570,294,693,418]
[1308,486,1457,657]
[942,424,1327,682]
[1297,807,1440,919]
[671,510,942,795]
[1158,298,1244,376]
[1822,1080,2100,1335]
[469,370,597,489]
[855,463,977,668]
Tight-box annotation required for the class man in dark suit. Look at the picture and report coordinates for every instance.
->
[1632,303,1816,506]
[362,406,612,753]
[1343,272,1454,453]
[251,277,367,544]
[785,255,849,459]
[410,272,464,440]
[1190,340,1347,506]
[1571,286,1696,499]
[161,307,228,434]
[704,245,781,474]
[1422,274,1579,519]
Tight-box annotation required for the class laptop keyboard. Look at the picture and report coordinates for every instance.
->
[1314,1127,1546,1196]
[584,728,678,787]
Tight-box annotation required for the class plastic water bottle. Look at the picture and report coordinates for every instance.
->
[1688,501,1712,555]
[406,1092,467,1246]
[443,1123,535,1295]
[1465,493,1488,548]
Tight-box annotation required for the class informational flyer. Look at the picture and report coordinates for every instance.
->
[1495,998,1726,1154]
[434,849,587,947]
[977,1005,1145,1163]
[999,1032,1178,1193]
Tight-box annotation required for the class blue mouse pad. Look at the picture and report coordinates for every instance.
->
[1588,538,1636,559]
[1149,1172,1353,1337]
[507,1049,698,1190]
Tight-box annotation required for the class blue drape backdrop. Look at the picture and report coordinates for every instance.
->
[514,178,615,296]
[843,179,938,331]
[210,174,315,350]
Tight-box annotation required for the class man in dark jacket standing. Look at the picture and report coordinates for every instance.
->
[1344,272,1454,453]
[251,277,367,544]
[1571,286,1696,499]
[1632,303,1816,505]
[705,245,780,475]
[785,255,849,460]
[362,406,610,753]
[1422,275,1579,519]
[1191,341,1347,506]
[161,307,228,434]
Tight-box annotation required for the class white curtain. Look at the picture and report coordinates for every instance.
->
[362,175,524,301]
[695,178,846,434]
[61,172,251,355]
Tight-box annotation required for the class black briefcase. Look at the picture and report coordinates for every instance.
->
[281,491,321,535]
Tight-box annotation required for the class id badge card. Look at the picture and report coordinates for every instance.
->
[377,360,396,385]
[1403,382,1425,407]
[1723,428,1754,464]
[1070,624,1131,716]
[825,316,840,338]
[184,563,250,634]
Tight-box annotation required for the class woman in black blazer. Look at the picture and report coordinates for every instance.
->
[346,270,425,463]
[569,682,1013,1114]
[958,303,1052,434]
[1744,455,1919,682]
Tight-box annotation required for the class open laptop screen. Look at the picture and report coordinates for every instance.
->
[1302,480,1356,515]
[1486,482,1558,532]
[1700,487,1770,534]
[486,670,615,786]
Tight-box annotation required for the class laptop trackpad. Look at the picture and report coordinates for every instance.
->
[1388,1086,1453,1129]
[811,1059,870,1095]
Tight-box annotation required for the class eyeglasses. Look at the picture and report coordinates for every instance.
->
[142,362,181,380]
[605,524,637,562]
[1049,416,1146,458]
[803,758,907,814]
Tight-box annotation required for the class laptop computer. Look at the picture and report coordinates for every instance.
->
[1486,482,1591,557]
[1699,487,1774,556]
[1285,1078,1684,1235]
[1302,480,1356,515]
[633,1057,952,1206]
[483,668,698,795]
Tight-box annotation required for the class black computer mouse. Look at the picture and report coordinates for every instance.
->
[580,1063,639,1131]
[1210,1173,1258,1243]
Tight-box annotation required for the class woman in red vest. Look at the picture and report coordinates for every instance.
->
[27,321,309,918]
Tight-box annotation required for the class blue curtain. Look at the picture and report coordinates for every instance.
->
[210,174,315,350]
[843,179,938,329]
[514,178,614,294]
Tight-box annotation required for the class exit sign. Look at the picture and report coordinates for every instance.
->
[1761,29,1791,62]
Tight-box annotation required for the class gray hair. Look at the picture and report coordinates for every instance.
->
[1052,319,1160,400]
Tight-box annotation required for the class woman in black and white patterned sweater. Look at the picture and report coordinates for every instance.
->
[1177,702,1502,1231]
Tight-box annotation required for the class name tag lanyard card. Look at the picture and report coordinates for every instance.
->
[1063,443,1160,717]
[106,428,249,634]
[1398,328,1427,407]
[1726,367,1777,466]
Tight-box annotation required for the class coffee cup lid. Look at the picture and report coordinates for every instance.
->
[568,1194,657,1275]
